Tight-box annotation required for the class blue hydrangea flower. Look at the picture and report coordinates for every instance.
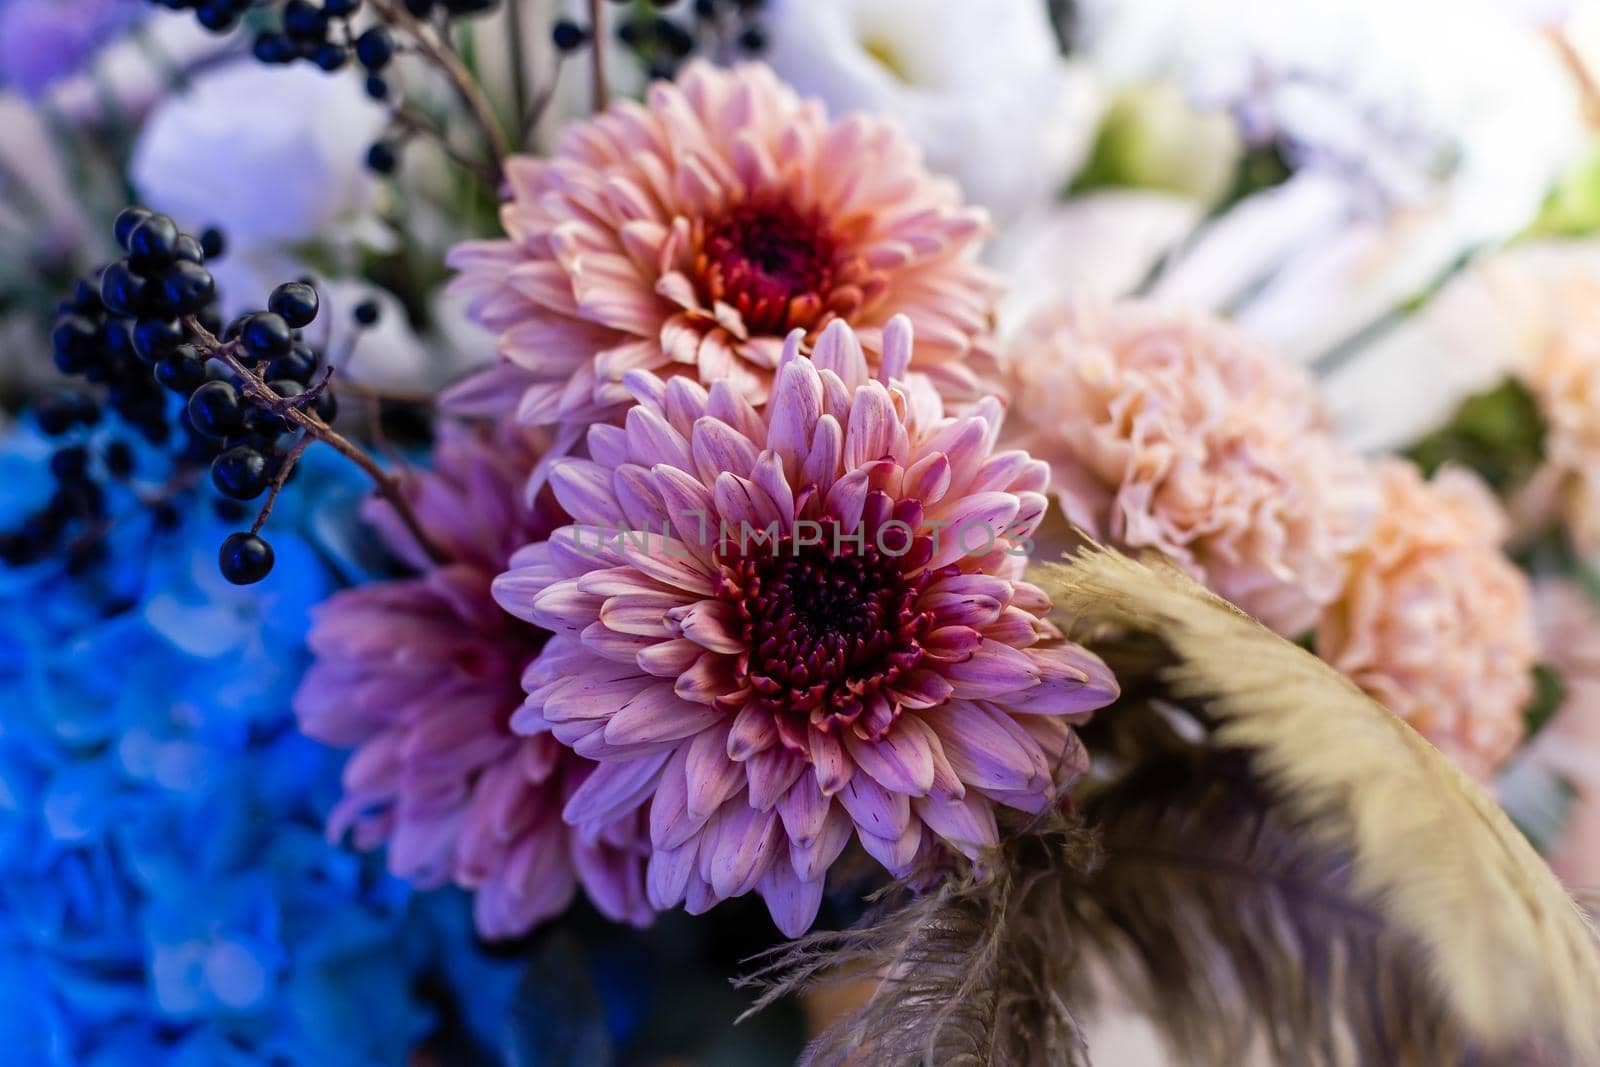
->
[0,425,520,1066]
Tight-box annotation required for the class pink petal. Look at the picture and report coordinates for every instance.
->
[625,405,693,470]
[808,729,853,796]
[562,751,669,831]
[647,840,697,909]
[650,747,709,850]
[766,358,824,466]
[789,803,852,881]
[914,791,998,859]
[837,773,910,840]
[858,819,922,874]
[843,382,898,470]
[686,722,745,820]
[1001,645,1120,719]
[604,684,724,746]
[776,774,830,848]
[668,600,745,654]
[747,746,807,810]
[709,803,781,898]
[637,637,707,677]
[759,862,826,938]
[920,702,1048,793]
[727,703,779,761]
[843,726,935,797]
[945,639,1041,699]
[812,318,870,386]
[550,459,625,525]
[691,417,760,488]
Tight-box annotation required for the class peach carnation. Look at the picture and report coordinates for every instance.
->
[1520,299,1600,554]
[445,60,999,440]
[1317,460,1536,781]
[1001,298,1374,636]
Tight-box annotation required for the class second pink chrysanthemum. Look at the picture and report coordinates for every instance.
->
[492,317,1118,936]
[294,426,652,939]
[446,61,999,439]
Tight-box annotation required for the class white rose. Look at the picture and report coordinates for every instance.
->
[1321,240,1600,452]
[1079,0,1588,363]
[764,0,1102,221]
[129,60,389,256]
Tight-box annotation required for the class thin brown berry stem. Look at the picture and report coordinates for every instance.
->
[389,106,502,188]
[589,0,610,112]
[505,0,531,143]
[182,316,449,565]
[369,0,510,185]
[251,433,311,536]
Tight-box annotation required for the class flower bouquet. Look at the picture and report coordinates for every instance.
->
[3,1,1600,1064]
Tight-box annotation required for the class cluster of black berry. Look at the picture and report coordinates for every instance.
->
[154,0,496,88]
[555,0,765,79]
[251,0,398,96]
[193,276,340,585]
[50,212,223,445]
[24,208,355,586]
[7,211,226,571]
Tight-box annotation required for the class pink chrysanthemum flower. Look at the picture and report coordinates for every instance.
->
[492,317,1118,936]
[1001,298,1376,636]
[1317,459,1536,782]
[446,60,999,441]
[293,426,651,938]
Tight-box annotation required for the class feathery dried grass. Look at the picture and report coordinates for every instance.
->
[743,546,1600,1066]
[1044,546,1600,1065]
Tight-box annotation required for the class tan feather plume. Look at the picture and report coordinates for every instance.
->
[746,545,1600,1066]
[1041,546,1600,1064]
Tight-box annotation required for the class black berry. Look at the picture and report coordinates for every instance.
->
[265,344,317,383]
[126,214,180,273]
[173,234,205,263]
[158,261,217,316]
[187,380,245,439]
[552,19,589,51]
[355,27,393,70]
[113,207,153,249]
[156,348,208,393]
[199,227,227,259]
[253,32,296,64]
[212,446,270,500]
[267,282,319,329]
[99,262,148,318]
[132,317,184,363]
[366,142,397,174]
[282,0,328,40]
[240,312,293,360]
[311,43,348,72]
[219,532,274,584]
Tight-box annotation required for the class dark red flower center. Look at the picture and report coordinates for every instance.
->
[695,200,838,335]
[717,526,936,739]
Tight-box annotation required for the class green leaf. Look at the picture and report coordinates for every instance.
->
[1524,663,1567,741]
[1404,376,1546,492]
